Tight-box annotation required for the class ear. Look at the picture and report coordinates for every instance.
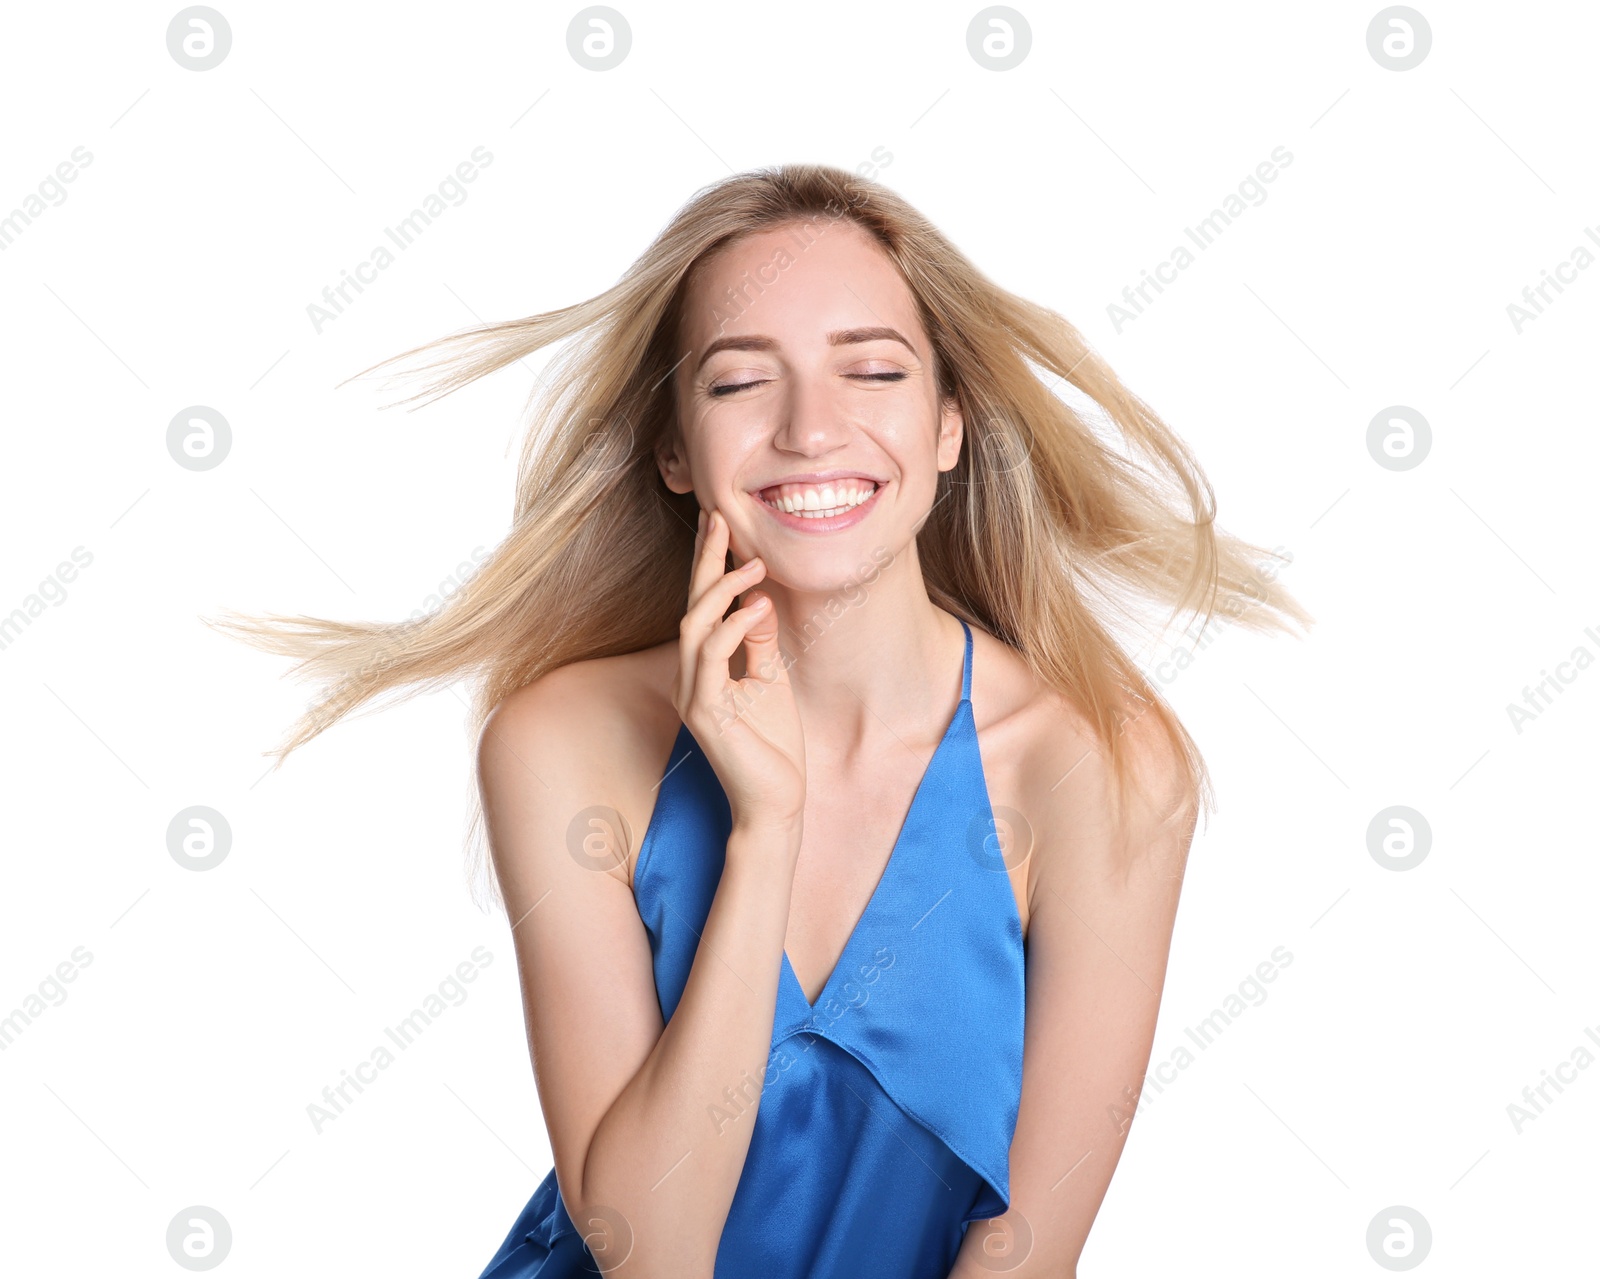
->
[936,394,963,473]
[657,432,693,495]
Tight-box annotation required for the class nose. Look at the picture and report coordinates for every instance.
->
[771,374,854,456]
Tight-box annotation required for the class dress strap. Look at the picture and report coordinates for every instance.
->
[958,618,973,705]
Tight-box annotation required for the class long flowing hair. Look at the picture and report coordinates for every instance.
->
[207,162,1311,911]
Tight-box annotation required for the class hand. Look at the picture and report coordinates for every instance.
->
[673,508,805,833]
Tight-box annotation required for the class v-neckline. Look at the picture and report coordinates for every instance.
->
[781,621,973,1016]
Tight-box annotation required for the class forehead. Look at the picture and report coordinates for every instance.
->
[678,218,921,359]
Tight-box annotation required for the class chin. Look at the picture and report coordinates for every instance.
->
[760,545,892,596]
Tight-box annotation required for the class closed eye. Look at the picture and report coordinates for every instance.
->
[709,372,908,398]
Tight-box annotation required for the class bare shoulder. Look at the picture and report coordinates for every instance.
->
[478,639,682,891]
[968,626,1197,928]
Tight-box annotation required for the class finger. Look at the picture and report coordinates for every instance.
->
[735,590,787,687]
[680,553,767,706]
[687,508,731,616]
[677,505,715,709]
[690,552,765,639]
[700,593,784,673]
[693,597,786,731]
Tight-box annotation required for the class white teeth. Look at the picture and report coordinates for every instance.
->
[761,482,877,517]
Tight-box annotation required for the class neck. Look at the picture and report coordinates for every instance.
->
[730,550,964,763]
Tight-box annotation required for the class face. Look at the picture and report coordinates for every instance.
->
[659,217,963,593]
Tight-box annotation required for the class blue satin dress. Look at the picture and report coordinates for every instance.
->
[478,618,1026,1277]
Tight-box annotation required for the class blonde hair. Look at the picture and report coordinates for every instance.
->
[206,162,1311,911]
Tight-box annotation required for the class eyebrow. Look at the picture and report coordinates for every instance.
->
[693,326,918,373]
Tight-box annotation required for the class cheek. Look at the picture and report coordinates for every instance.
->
[677,415,759,484]
[878,413,942,479]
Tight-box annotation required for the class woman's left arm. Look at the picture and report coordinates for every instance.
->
[950,714,1199,1278]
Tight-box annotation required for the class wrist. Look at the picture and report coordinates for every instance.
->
[727,817,802,862]
[730,811,802,840]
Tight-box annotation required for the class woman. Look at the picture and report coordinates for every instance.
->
[214,164,1309,1276]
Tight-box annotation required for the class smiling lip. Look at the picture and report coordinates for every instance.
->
[751,469,886,490]
[750,476,885,532]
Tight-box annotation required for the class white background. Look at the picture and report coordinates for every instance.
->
[2,0,1595,1274]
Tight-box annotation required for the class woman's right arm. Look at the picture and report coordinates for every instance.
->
[477,510,804,1276]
